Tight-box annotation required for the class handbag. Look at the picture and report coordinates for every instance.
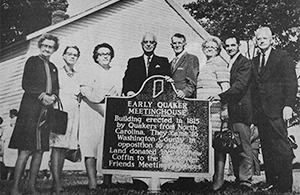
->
[65,146,81,162]
[47,97,68,135]
[212,119,242,153]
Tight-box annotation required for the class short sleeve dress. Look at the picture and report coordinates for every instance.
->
[3,118,18,167]
[79,64,121,158]
[49,66,81,150]
[196,56,230,133]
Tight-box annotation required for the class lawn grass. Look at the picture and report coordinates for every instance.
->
[0,171,299,195]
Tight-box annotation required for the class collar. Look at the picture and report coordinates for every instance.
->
[38,54,50,63]
[63,64,76,73]
[261,47,272,58]
[144,54,153,62]
[230,52,241,65]
[175,50,186,60]
[63,65,76,77]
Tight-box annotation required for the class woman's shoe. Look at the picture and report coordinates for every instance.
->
[212,183,227,193]
[212,180,225,191]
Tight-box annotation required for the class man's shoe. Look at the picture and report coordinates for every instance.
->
[240,185,253,191]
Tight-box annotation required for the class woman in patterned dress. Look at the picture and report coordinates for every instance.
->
[49,46,81,194]
[196,36,230,191]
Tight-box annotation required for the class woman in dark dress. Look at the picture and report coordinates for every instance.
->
[9,34,60,195]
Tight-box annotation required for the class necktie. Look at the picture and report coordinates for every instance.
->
[147,56,151,68]
[260,52,265,73]
[172,57,178,70]
[146,56,150,76]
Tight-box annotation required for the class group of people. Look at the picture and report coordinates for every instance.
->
[8,34,119,195]
[7,25,298,194]
[124,27,297,193]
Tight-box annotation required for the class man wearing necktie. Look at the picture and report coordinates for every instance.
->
[216,36,254,192]
[169,33,199,99]
[167,33,199,188]
[122,32,171,96]
[259,52,266,73]
[251,27,297,193]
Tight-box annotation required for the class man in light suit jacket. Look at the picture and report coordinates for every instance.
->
[168,33,199,188]
[122,33,171,96]
[218,36,253,191]
[251,27,297,193]
[170,33,199,98]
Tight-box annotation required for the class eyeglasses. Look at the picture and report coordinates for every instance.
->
[97,52,111,57]
[41,44,54,49]
[204,45,218,50]
[66,52,79,57]
[171,41,184,46]
[143,40,156,44]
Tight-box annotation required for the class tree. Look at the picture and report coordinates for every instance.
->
[0,0,69,49]
[184,0,300,60]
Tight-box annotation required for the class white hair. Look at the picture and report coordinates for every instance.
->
[255,27,273,38]
[142,32,157,43]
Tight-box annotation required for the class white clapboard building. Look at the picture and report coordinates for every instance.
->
[1,0,227,170]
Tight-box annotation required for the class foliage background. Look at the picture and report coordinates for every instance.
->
[184,0,300,60]
[0,0,68,49]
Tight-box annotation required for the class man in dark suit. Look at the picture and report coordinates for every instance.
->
[122,33,171,96]
[170,33,199,98]
[251,27,297,193]
[217,36,253,191]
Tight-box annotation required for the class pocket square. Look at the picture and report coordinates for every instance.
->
[178,67,184,70]
[155,64,161,68]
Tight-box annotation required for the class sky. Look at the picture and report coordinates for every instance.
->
[67,0,194,16]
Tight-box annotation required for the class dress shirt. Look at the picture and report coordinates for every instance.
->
[143,54,153,76]
[172,50,186,68]
[260,47,272,67]
[174,50,186,61]
[228,52,241,71]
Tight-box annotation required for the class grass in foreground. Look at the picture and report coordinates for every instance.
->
[0,171,299,195]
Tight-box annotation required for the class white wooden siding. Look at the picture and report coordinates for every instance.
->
[0,0,210,170]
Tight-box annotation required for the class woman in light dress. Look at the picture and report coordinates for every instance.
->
[79,43,119,190]
[49,46,81,194]
[2,109,19,180]
[196,36,230,191]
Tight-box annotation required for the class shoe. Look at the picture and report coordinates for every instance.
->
[261,183,274,191]
[240,185,253,192]
[211,184,227,193]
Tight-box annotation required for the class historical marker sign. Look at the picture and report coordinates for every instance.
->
[100,75,212,181]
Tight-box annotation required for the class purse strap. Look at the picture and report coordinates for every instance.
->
[220,119,233,132]
[220,119,226,132]
[55,96,64,111]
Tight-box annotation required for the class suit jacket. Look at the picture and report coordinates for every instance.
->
[219,54,253,125]
[251,49,297,120]
[171,52,199,98]
[122,55,170,95]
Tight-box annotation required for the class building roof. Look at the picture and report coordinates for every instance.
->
[26,0,210,42]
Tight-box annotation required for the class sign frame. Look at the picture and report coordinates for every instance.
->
[97,75,213,190]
